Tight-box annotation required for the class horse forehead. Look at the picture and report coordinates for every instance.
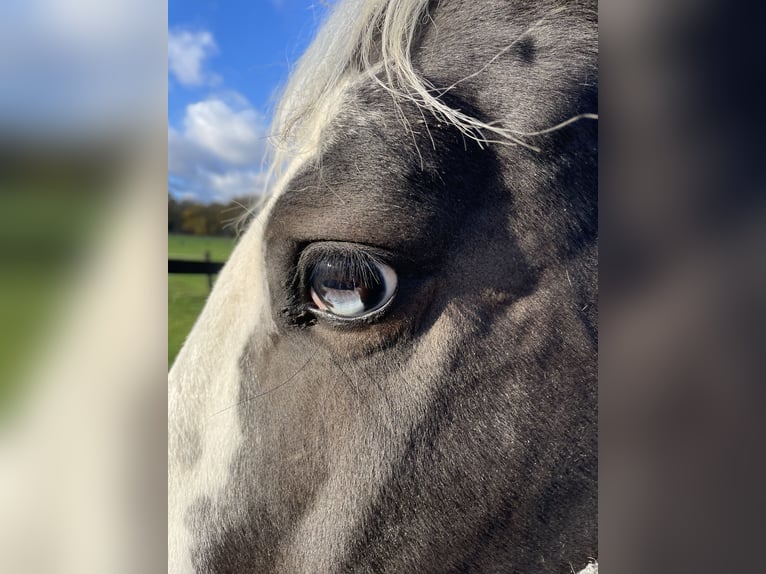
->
[423,1,595,62]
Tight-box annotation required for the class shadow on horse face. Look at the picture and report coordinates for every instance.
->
[171,0,597,572]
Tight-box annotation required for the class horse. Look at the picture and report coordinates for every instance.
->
[169,0,598,572]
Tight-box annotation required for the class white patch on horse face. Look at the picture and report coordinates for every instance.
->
[167,76,355,573]
[168,206,276,573]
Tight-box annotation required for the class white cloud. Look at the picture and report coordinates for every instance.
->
[169,94,273,202]
[205,170,270,203]
[183,97,267,165]
[168,29,217,87]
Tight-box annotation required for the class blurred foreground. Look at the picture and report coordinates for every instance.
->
[0,0,166,572]
[0,136,167,574]
[601,0,766,572]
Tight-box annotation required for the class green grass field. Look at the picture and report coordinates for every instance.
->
[168,234,236,367]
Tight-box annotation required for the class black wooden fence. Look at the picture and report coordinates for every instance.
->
[168,250,224,291]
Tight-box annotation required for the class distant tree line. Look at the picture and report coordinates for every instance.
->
[168,195,254,237]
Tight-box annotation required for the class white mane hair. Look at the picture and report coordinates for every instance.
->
[259,0,597,204]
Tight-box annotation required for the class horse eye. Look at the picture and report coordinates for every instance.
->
[309,257,397,319]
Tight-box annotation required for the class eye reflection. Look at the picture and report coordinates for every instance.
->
[309,255,397,319]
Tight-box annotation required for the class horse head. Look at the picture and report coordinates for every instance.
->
[169,0,597,571]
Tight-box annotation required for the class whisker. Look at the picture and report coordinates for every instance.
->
[327,354,361,400]
[210,353,314,418]
[510,113,598,137]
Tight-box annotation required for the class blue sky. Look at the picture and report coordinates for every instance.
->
[169,0,330,203]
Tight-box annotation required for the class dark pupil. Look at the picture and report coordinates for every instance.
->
[313,262,384,312]
[323,279,358,290]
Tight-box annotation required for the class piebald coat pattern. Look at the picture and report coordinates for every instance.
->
[169,0,598,572]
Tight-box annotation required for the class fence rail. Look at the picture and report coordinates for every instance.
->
[167,259,224,274]
[168,250,225,290]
